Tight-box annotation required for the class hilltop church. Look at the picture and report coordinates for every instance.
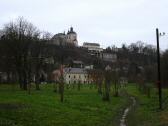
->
[51,27,78,46]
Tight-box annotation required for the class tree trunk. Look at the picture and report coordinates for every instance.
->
[114,82,118,97]
[23,79,27,90]
[28,82,31,94]
[98,82,102,94]
[7,72,11,84]
[103,81,110,101]
[59,82,61,94]
[78,83,80,91]
[23,70,28,90]
[35,73,40,90]
[18,69,23,89]
[60,65,64,102]
[35,82,40,90]
[53,82,58,93]
[60,83,64,102]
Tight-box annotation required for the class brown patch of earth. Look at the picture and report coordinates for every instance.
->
[160,111,168,126]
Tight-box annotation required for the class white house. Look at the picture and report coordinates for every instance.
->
[83,42,103,55]
[64,68,91,84]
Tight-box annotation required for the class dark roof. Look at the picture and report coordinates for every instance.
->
[58,33,65,35]
[52,33,66,39]
[67,31,76,34]
[83,42,100,46]
[67,27,76,34]
[64,68,87,74]
[73,60,83,64]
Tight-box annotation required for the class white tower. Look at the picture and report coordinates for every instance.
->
[67,27,78,46]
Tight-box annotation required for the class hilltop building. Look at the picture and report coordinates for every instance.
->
[82,42,117,62]
[82,42,103,56]
[101,53,117,62]
[51,27,78,46]
[83,42,103,52]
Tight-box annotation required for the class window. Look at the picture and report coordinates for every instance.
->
[74,81,76,84]
[79,75,81,78]
[69,75,70,78]
[74,75,76,79]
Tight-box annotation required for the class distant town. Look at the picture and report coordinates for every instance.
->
[0,23,161,86]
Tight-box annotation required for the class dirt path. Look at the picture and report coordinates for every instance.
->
[119,97,136,126]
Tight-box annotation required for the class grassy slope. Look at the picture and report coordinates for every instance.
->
[0,84,127,126]
[126,84,168,126]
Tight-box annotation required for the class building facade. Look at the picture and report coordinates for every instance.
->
[64,68,91,84]
[83,42,103,56]
[101,53,117,62]
[51,27,78,46]
[83,42,103,52]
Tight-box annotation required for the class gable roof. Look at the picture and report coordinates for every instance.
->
[64,68,87,74]
[83,42,100,47]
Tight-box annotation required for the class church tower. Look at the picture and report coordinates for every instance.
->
[51,27,78,46]
[67,27,78,46]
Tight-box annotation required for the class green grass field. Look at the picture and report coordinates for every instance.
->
[0,84,128,126]
[1,83,168,126]
[125,84,168,126]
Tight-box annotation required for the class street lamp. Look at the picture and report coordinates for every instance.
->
[156,28,166,109]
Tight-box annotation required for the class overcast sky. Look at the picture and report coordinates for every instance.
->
[0,0,168,50]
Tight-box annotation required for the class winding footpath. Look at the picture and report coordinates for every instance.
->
[120,97,136,126]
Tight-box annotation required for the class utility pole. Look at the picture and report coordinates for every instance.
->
[156,28,162,109]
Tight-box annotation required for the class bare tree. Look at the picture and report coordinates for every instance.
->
[103,66,112,101]
[1,17,40,90]
[87,68,104,95]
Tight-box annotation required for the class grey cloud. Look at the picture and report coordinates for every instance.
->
[0,0,168,49]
